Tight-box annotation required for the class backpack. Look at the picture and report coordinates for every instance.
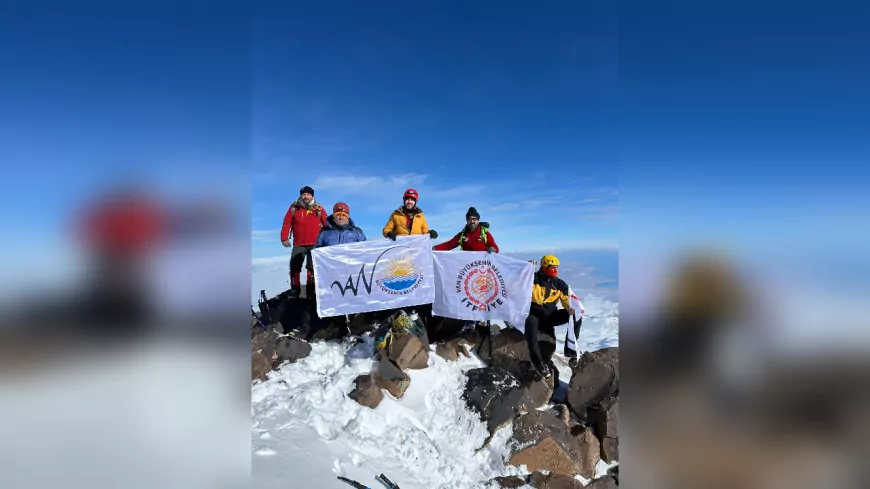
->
[293,201,323,218]
[459,226,488,246]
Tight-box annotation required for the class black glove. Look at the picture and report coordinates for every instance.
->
[387,230,397,241]
[429,230,438,239]
[480,221,490,229]
[486,247,495,254]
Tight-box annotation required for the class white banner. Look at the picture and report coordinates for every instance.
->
[311,234,435,317]
[431,251,535,325]
[565,286,586,352]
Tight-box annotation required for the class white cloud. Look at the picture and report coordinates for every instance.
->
[311,173,429,193]
[252,255,288,267]
[252,229,279,241]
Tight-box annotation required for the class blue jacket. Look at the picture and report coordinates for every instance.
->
[315,215,366,247]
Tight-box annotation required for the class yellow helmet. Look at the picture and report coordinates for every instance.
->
[541,254,560,268]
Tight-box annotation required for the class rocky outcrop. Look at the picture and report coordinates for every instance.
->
[565,347,619,463]
[566,347,619,421]
[507,410,597,479]
[589,396,618,462]
[528,471,583,489]
[462,367,533,435]
[435,337,474,361]
[251,329,311,382]
[483,327,556,409]
[586,475,618,489]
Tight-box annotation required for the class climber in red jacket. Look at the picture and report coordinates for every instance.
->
[432,206,499,253]
[280,185,327,298]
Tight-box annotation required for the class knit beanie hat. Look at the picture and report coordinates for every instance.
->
[300,185,315,196]
[466,207,480,219]
[333,202,350,216]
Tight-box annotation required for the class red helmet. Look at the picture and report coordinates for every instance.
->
[403,188,419,201]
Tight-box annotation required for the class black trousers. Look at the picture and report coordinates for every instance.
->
[524,308,570,368]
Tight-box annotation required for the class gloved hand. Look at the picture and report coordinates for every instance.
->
[387,230,397,241]
[282,239,292,248]
[486,247,495,254]
[429,230,438,239]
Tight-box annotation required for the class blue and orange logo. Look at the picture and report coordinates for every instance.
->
[376,252,423,295]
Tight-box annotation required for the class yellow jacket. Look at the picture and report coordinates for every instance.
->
[382,207,429,237]
[531,271,571,316]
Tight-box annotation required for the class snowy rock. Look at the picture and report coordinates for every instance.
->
[585,475,618,489]
[528,471,583,489]
[375,350,411,399]
[462,367,533,435]
[251,351,272,381]
[484,327,556,409]
[507,410,594,478]
[251,329,311,382]
[588,396,618,462]
[490,475,529,488]
[436,337,474,362]
[273,336,312,367]
[252,329,281,359]
[607,464,619,484]
[566,347,619,422]
[348,374,383,409]
[387,332,429,370]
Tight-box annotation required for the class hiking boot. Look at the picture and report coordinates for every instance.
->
[535,362,552,379]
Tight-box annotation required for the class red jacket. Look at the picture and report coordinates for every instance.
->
[280,200,327,246]
[433,225,499,253]
[78,195,167,257]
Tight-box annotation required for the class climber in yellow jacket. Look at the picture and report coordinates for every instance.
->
[382,188,439,240]
[524,254,575,380]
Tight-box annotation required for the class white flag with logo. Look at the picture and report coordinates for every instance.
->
[311,234,435,317]
[431,251,535,325]
[565,286,586,353]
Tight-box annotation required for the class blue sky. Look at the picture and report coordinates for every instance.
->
[251,1,619,269]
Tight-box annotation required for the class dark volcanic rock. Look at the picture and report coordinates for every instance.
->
[426,316,467,343]
[567,347,619,421]
[528,471,583,489]
[273,336,312,368]
[435,337,474,362]
[462,367,533,435]
[508,410,596,478]
[484,327,555,409]
[490,475,528,488]
[586,475,618,489]
[251,329,310,381]
[588,396,619,462]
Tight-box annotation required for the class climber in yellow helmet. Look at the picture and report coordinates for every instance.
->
[524,254,575,379]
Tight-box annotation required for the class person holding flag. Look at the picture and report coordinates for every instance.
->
[524,254,575,379]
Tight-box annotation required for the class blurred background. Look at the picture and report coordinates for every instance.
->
[0,2,252,489]
[617,0,870,488]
